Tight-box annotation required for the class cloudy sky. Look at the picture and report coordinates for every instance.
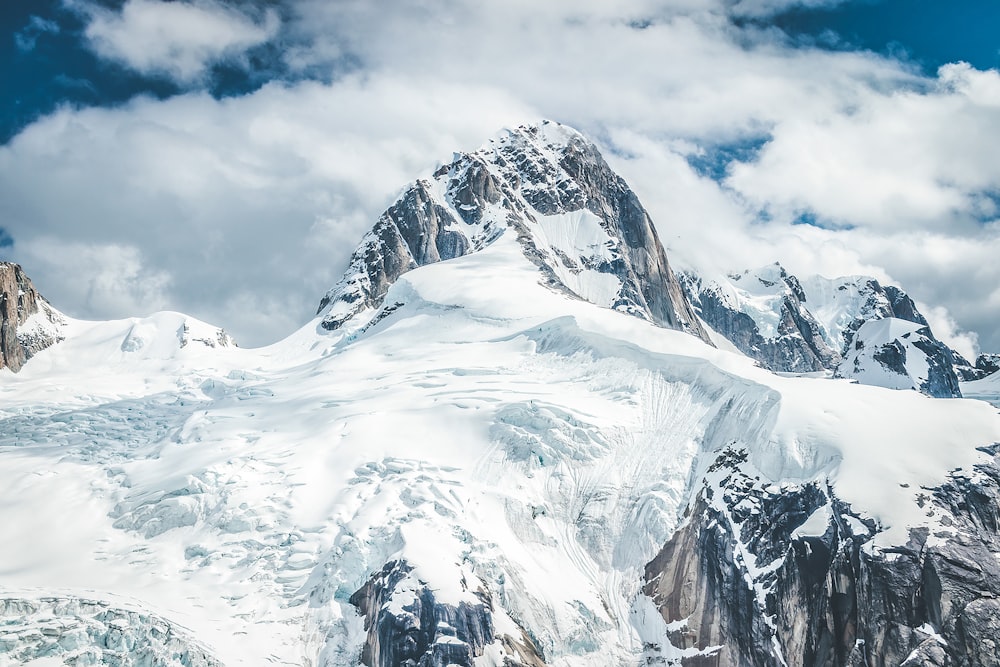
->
[2,0,999,356]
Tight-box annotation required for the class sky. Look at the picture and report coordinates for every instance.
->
[1,0,999,357]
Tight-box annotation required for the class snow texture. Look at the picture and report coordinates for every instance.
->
[2,229,999,666]
[3,125,1000,665]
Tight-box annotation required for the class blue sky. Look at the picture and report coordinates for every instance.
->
[2,0,999,354]
[773,0,1000,73]
[5,1,997,142]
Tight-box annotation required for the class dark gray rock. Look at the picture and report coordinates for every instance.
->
[682,267,839,373]
[0,262,65,372]
[883,285,929,328]
[870,338,908,376]
[317,123,710,344]
[350,560,545,667]
[837,279,927,355]
[644,445,1000,667]
[840,320,962,398]
[977,354,1000,377]
[911,332,963,398]
[684,266,966,397]
[957,354,1000,382]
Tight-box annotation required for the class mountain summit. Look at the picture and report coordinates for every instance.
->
[317,121,709,344]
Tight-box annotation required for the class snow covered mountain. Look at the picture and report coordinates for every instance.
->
[3,123,1000,667]
[682,264,968,398]
[841,317,961,398]
[680,264,838,374]
[316,121,708,344]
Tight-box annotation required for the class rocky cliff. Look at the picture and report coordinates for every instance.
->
[840,318,962,398]
[644,444,1000,667]
[683,265,963,397]
[955,353,1000,382]
[317,122,710,344]
[0,261,65,372]
[349,560,545,667]
[681,265,838,373]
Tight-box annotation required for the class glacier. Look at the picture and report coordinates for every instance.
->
[2,123,1000,667]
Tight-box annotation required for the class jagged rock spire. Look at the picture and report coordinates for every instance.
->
[317,121,711,344]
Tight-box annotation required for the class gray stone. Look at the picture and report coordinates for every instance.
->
[644,446,1000,666]
[349,560,545,667]
[317,123,710,344]
[0,262,65,372]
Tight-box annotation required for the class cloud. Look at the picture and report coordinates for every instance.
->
[3,0,999,354]
[73,0,279,84]
[16,239,171,318]
[726,64,1000,231]
[0,77,535,344]
[15,15,60,52]
[727,0,847,18]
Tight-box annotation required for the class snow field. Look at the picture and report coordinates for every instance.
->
[2,233,999,665]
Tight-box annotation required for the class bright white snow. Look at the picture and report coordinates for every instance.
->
[2,230,999,666]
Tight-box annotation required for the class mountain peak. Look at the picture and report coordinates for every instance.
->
[316,122,710,343]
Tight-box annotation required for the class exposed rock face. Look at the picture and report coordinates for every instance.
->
[683,265,965,397]
[644,445,1000,667]
[682,265,839,373]
[317,122,710,344]
[956,353,1000,382]
[349,560,545,667]
[0,262,65,372]
[803,277,928,356]
[840,318,962,398]
[977,353,1000,377]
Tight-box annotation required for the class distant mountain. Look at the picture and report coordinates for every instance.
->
[682,263,966,397]
[0,260,235,377]
[954,352,1000,382]
[680,263,838,374]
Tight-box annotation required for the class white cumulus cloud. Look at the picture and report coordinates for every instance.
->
[74,0,279,84]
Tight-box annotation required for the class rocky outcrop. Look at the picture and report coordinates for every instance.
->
[0,261,65,372]
[644,444,1000,667]
[820,279,928,356]
[317,122,710,344]
[956,353,1000,382]
[977,353,1000,377]
[682,266,839,373]
[839,318,962,398]
[349,560,545,667]
[683,265,968,397]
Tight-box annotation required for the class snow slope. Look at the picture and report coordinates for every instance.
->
[963,370,1000,408]
[2,228,999,666]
